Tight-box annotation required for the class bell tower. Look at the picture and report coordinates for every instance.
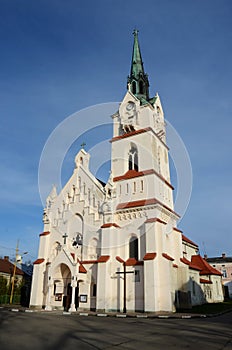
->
[110,31,173,211]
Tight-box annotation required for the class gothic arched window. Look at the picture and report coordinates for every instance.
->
[128,144,138,171]
[129,236,138,260]
[132,81,136,94]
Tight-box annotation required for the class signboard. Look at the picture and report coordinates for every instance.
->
[55,293,62,301]
[79,294,87,303]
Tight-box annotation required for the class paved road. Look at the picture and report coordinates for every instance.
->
[0,309,232,350]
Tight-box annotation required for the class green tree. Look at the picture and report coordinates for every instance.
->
[0,276,8,295]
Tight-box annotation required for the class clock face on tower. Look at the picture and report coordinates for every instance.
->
[126,102,135,112]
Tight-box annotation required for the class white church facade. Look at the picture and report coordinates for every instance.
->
[30,31,223,313]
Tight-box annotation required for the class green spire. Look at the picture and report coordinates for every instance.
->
[128,29,150,103]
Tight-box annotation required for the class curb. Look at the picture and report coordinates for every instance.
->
[1,306,232,319]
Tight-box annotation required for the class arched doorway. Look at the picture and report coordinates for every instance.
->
[52,263,72,311]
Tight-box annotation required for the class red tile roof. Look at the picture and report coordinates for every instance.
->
[180,256,201,271]
[98,255,110,263]
[79,264,87,273]
[115,256,143,266]
[125,258,137,266]
[182,234,198,248]
[110,127,169,150]
[116,198,179,217]
[113,169,174,190]
[180,257,191,265]
[81,259,98,264]
[33,258,45,265]
[116,256,124,263]
[80,256,110,265]
[143,252,157,261]
[101,223,120,228]
[113,169,155,181]
[191,255,222,276]
[39,231,50,236]
[111,128,150,142]
[200,278,212,284]
[0,258,24,275]
[145,218,166,225]
[162,253,174,261]
[173,227,183,233]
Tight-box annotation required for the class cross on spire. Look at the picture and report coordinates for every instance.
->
[133,28,139,36]
[81,142,86,149]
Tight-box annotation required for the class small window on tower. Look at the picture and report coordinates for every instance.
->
[129,236,138,260]
[126,183,129,194]
[128,144,139,171]
[141,180,144,192]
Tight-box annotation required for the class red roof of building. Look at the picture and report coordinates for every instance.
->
[200,278,212,284]
[98,255,110,263]
[111,128,150,142]
[101,223,120,228]
[0,257,24,275]
[113,169,155,182]
[191,255,222,276]
[145,218,166,225]
[143,252,157,261]
[162,253,174,261]
[182,234,198,248]
[33,258,45,265]
[114,169,174,190]
[39,231,50,237]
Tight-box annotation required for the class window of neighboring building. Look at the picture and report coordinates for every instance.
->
[129,236,138,260]
[222,269,227,278]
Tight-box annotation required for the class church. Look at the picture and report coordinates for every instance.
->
[30,31,224,313]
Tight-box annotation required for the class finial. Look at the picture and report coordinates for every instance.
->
[133,28,139,36]
[81,142,86,149]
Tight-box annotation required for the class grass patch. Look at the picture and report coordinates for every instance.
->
[178,300,232,314]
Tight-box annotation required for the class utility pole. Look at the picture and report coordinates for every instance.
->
[10,240,19,304]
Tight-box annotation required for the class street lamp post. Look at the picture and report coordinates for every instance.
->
[10,241,28,304]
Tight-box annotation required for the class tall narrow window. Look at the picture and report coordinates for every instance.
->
[139,80,144,94]
[141,180,144,192]
[128,144,138,171]
[132,81,136,94]
[133,182,136,193]
[129,236,138,260]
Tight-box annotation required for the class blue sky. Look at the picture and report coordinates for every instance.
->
[0,0,232,261]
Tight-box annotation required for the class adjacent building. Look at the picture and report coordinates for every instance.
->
[206,253,232,299]
[30,31,224,313]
